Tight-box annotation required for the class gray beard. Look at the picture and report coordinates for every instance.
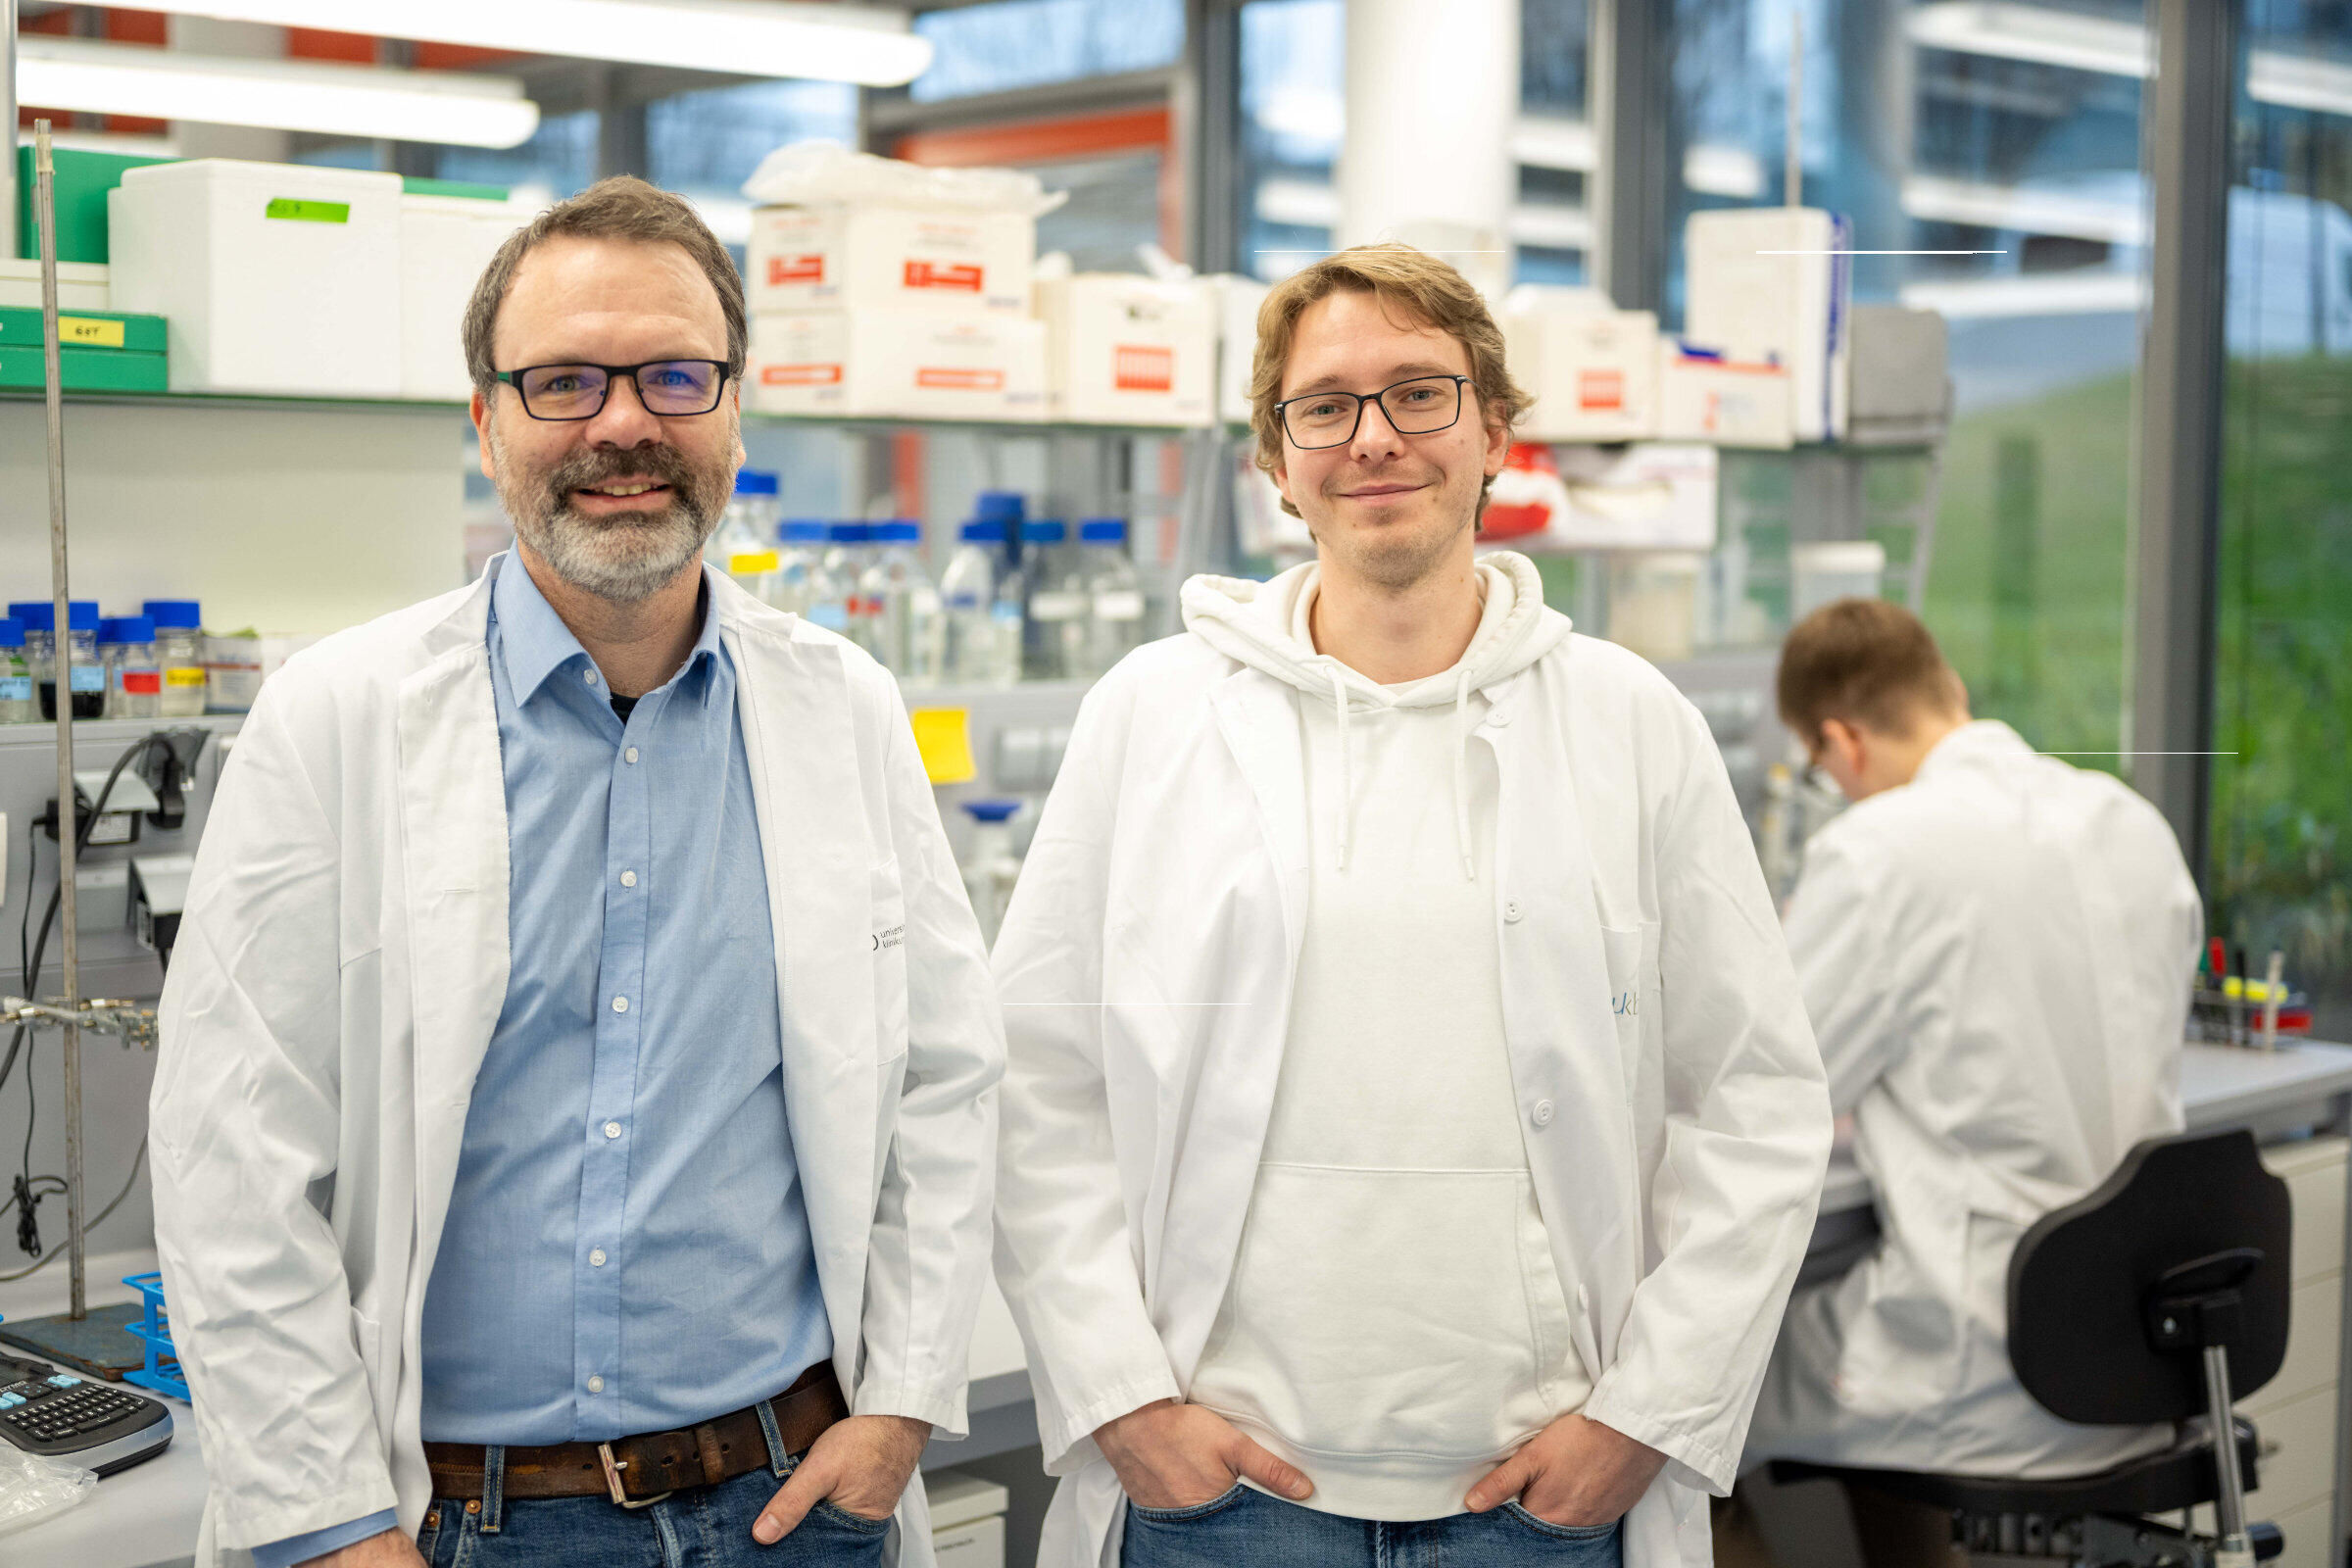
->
[490,427,725,605]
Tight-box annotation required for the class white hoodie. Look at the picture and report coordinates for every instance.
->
[1179,552,1589,1518]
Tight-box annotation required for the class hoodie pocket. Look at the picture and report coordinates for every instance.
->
[1192,1165,1573,1461]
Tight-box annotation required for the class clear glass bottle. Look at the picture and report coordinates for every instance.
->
[0,617,33,724]
[939,518,1006,685]
[1020,520,1086,681]
[708,468,781,567]
[12,600,103,720]
[958,798,1025,948]
[1076,516,1146,678]
[860,520,944,684]
[101,615,162,720]
[824,522,877,654]
[772,519,830,618]
[144,600,210,717]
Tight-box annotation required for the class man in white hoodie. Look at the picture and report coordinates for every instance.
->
[990,243,1833,1568]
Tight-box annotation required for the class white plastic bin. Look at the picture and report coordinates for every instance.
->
[401,193,529,402]
[108,159,405,396]
[926,1469,1009,1568]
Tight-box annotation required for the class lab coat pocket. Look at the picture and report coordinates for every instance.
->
[1600,922,1660,1065]
[870,858,908,1058]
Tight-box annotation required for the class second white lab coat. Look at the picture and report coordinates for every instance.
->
[990,591,1833,1568]
[1747,720,2203,1477]
[148,563,1003,1567]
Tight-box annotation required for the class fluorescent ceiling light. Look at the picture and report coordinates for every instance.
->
[87,0,932,88]
[19,35,539,147]
[1912,2,2352,117]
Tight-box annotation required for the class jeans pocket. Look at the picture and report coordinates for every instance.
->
[1129,1482,1249,1524]
[811,1497,895,1534]
[1502,1500,1622,1543]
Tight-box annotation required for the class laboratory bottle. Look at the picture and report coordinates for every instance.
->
[823,522,876,653]
[726,544,782,606]
[958,798,1025,948]
[772,519,829,618]
[708,468,781,566]
[1020,520,1087,681]
[939,519,1009,685]
[1077,517,1146,678]
[12,600,103,720]
[861,520,944,684]
[144,600,210,717]
[100,614,162,721]
[0,617,32,724]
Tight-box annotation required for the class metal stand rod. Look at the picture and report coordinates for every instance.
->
[2203,1342,2254,1564]
[34,119,87,1322]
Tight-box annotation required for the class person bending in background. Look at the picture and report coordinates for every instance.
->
[147,177,1001,1568]
[1727,598,2203,1568]
[990,242,1832,1568]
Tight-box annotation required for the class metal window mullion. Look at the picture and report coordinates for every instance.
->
[1588,0,1674,314]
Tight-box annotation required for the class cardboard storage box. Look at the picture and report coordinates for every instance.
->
[748,310,1045,421]
[0,306,167,391]
[1843,304,1951,446]
[1683,206,1850,443]
[401,190,528,400]
[1507,304,1660,442]
[1655,340,1794,448]
[749,204,1034,318]
[1035,273,1217,427]
[109,159,405,396]
[926,1469,1010,1568]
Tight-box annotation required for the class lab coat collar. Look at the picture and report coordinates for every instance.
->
[491,549,726,712]
[1914,718,2034,783]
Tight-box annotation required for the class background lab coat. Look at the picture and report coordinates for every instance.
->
[1748,720,2202,1477]
[989,589,1833,1568]
[148,564,1004,1568]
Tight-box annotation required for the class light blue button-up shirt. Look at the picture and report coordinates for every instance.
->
[260,552,830,1568]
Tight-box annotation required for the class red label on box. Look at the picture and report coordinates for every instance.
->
[916,367,1005,390]
[904,260,984,292]
[761,363,843,386]
[1578,368,1625,411]
[767,254,824,285]
[1113,345,1175,392]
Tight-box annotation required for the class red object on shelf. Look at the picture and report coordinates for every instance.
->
[1481,442,1570,542]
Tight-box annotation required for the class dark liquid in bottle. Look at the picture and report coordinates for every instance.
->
[37,682,105,720]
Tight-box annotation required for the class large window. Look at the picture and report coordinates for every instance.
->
[909,0,1185,102]
[648,79,858,247]
[435,109,602,207]
[1666,0,2151,763]
[2211,0,2352,1040]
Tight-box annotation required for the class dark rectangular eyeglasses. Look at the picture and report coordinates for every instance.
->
[1274,373,1469,450]
[494,360,731,420]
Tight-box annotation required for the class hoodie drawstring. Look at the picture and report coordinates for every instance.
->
[1453,666,1476,881]
[1328,664,1353,871]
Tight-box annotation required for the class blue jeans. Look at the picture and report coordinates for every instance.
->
[414,1427,889,1568]
[1122,1484,1625,1568]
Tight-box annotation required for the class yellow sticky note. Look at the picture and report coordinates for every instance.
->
[908,708,975,785]
[59,317,125,348]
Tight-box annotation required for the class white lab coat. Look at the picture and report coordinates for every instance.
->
[990,599,1833,1568]
[148,563,1003,1568]
[1747,720,2203,1477]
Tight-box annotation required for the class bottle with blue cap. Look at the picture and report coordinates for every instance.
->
[1020,520,1087,681]
[859,520,944,684]
[772,518,831,619]
[99,614,162,720]
[959,798,1025,946]
[939,515,1020,686]
[10,600,103,720]
[1076,516,1145,678]
[145,600,210,717]
[0,617,31,724]
[709,467,782,568]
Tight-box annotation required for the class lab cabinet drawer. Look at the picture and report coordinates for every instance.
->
[2199,1384,2338,1535]
[2270,1138,2348,1287]
[2265,1494,2333,1568]
[2250,1272,2344,1416]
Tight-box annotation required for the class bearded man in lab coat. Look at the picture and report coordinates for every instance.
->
[990,242,1833,1568]
[147,178,1002,1568]
[1737,598,2203,1563]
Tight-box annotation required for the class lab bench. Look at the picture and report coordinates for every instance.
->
[9,1039,2350,1568]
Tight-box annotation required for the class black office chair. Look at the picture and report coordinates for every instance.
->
[1773,1128,2293,1566]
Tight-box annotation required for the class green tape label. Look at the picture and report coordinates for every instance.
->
[265,198,351,223]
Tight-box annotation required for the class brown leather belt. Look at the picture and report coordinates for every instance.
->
[424,1362,847,1508]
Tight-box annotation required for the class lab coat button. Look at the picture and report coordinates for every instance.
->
[587,1375,606,1394]
[1487,708,1512,728]
[1504,900,1523,923]
[1532,1099,1556,1128]
[612,996,629,1014]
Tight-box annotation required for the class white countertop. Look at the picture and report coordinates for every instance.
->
[13,1039,2350,1568]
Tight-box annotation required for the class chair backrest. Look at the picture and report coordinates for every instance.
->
[2009,1128,2292,1425]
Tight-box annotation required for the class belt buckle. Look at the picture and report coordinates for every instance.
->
[598,1443,673,1510]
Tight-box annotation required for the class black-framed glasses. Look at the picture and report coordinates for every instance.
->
[1273,373,1470,450]
[494,360,731,420]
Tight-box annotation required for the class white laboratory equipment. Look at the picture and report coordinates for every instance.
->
[0,618,32,723]
[143,601,209,718]
[99,616,161,721]
[771,519,829,618]
[1020,519,1086,681]
[940,519,1020,686]
[959,798,1024,946]
[1076,517,1145,678]
[860,520,944,684]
